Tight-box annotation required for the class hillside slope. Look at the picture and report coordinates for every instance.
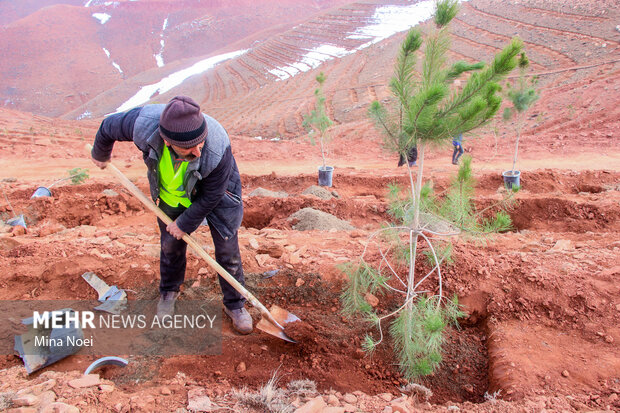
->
[0,0,349,116]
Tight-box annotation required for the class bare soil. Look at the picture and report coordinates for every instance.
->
[0,0,619,412]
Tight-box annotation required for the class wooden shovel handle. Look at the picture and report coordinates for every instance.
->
[86,144,283,329]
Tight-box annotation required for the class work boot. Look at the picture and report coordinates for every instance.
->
[224,307,253,334]
[157,291,179,318]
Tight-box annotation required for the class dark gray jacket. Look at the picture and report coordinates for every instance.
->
[92,104,243,240]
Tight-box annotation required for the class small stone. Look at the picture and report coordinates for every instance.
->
[11,225,26,236]
[342,404,356,413]
[198,267,209,275]
[353,348,365,359]
[561,370,570,377]
[187,388,212,412]
[605,335,614,343]
[390,396,411,413]
[11,394,38,407]
[38,223,66,237]
[257,242,285,258]
[38,391,57,409]
[549,240,572,251]
[288,252,302,265]
[160,387,172,395]
[99,384,115,393]
[295,278,305,287]
[364,293,379,307]
[342,393,357,404]
[322,407,346,413]
[294,395,326,413]
[248,238,259,249]
[6,408,37,413]
[327,394,339,406]
[379,393,393,402]
[236,362,247,372]
[39,403,80,413]
[68,374,101,389]
[255,254,270,267]
[19,379,57,395]
[103,189,119,197]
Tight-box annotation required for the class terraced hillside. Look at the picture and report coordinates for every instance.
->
[187,0,619,140]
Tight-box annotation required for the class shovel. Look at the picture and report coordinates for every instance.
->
[86,145,299,342]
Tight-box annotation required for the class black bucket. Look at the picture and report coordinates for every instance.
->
[502,170,521,190]
[318,166,334,187]
[31,187,52,199]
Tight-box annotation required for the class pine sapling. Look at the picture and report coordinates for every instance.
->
[503,53,540,174]
[48,168,89,188]
[302,72,333,169]
[342,0,522,380]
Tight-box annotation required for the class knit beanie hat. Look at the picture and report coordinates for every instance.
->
[159,96,207,148]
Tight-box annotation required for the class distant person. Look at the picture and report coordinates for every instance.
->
[452,134,464,165]
[397,146,417,167]
[90,95,252,335]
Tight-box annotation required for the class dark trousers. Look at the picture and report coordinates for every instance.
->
[452,144,464,164]
[157,201,246,310]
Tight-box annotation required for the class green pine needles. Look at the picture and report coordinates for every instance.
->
[47,168,89,189]
[302,72,333,169]
[68,168,89,185]
[342,0,522,380]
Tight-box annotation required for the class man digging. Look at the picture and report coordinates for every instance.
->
[90,95,252,335]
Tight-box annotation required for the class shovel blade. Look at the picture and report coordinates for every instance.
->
[256,305,300,343]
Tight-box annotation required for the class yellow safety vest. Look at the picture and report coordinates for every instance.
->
[158,145,192,208]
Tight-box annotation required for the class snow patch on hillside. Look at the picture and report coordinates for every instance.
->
[349,1,436,44]
[102,48,124,74]
[269,0,469,81]
[77,110,92,120]
[154,17,169,68]
[92,13,111,24]
[269,45,348,80]
[114,49,248,113]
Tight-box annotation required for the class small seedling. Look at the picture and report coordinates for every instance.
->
[302,72,333,170]
[503,52,540,174]
[67,168,89,185]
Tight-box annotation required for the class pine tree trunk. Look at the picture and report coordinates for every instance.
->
[320,134,327,169]
[512,115,522,173]
[406,143,425,307]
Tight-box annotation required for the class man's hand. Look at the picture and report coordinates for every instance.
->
[92,157,109,169]
[166,220,187,240]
